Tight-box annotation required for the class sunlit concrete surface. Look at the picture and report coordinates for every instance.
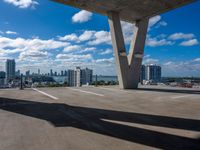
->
[0,86,200,150]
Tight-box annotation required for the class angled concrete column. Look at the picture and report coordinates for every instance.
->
[108,11,149,89]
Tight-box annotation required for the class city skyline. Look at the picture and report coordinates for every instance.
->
[0,1,200,76]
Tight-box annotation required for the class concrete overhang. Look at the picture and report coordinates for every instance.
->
[52,0,196,22]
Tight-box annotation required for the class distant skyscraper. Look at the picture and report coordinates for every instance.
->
[61,70,64,76]
[68,69,75,86]
[50,69,53,76]
[6,59,16,81]
[0,71,6,87]
[15,70,20,77]
[140,65,146,82]
[26,70,30,77]
[81,67,93,85]
[38,69,40,75]
[64,70,67,76]
[140,64,161,83]
[146,64,161,82]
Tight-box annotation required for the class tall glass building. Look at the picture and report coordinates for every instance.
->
[141,64,161,83]
[6,59,16,81]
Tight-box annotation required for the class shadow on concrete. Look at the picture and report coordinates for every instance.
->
[137,87,200,95]
[0,97,200,150]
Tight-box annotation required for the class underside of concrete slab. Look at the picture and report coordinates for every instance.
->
[52,0,195,23]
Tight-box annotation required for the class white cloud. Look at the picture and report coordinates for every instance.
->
[193,58,200,62]
[162,60,200,77]
[143,58,159,64]
[3,0,38,8]
[79,47,96,53]
[163,61,173,66]
[63,45,82,53]
[79,30,95,41]
[121,21,136,43]
[56,53,92,62]
[180,39,199,46]
[72,10,92,23]
[146,37,174,47]
[100,49,113,55]
[88,31,111,45]
[119,15,166,44]
[168,33,195,40]
[5,31,17,35]
[0,36,69,52]
[19,51,48,60]
[94,57,114,64]
[156,21,167,27]
[149,15,161,27]
[58,33,79,41]
[0,36,69,62]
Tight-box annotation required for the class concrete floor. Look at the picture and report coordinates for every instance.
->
[0,86,200,150]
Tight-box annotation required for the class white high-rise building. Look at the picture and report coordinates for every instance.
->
[75,67,81,87]
[68,67,93,87]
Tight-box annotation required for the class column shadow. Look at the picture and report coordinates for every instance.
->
[0,97,200,150]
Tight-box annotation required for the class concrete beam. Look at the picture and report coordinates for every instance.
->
[108,11,149,89]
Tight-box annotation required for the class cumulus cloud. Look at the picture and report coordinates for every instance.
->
[3,0,38,8]
[146,37,174,47]
[19,51,48,60]
[94,57,114,64]
[0,36,69,53]
[193,58,200,62]
[0,36,69,63]
[63,45,82,53]
[143,58,159,64]
[59,33,79,41]
[59,15,166,46]
[72,10,93,23]
[180,39,199,46]
[5,31,17,35]
[88,31,111,45]
[56,53,92,62]
[100,49,113,55]
[79,30,95,41]
[168,33,195,40]
[163,60,200,77]
[79,47,96,53]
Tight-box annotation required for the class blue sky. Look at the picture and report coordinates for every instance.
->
[0,0,200,77]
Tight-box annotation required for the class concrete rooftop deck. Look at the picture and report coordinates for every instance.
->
[0,86,200,150]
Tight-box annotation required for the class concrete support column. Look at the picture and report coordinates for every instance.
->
[108,11,149,89]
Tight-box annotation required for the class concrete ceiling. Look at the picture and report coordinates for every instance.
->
[52,0,196,22]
